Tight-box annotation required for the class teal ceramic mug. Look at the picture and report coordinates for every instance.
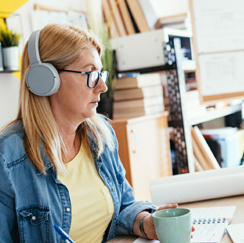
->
[152,208,191,243]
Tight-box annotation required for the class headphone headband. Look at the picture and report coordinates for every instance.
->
[28,30,42,65]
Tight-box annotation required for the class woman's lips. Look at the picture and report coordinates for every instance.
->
[91,100,99,106]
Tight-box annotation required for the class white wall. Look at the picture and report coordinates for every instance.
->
[0,73,20,129]
[150,0,189,17]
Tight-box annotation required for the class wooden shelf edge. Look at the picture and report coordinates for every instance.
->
[112,111,169,124]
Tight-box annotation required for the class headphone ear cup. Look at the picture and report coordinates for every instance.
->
[26,63,60,96]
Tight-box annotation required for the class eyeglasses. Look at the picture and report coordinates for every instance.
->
[57,69,109,88]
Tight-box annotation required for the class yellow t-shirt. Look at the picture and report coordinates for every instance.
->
[58,143,114,243]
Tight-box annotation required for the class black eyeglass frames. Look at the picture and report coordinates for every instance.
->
[57,69,109,88]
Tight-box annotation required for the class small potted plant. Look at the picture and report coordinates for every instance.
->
[0,26,21,70]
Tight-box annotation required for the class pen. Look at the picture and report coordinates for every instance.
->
[54,224,75,243]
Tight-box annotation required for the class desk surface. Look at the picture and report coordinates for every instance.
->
[106,195,244,243]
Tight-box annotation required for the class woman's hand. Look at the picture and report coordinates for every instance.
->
[143,204,178,239]
[142,204,195,240]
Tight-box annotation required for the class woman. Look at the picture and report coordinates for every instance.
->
[0,24,178,243]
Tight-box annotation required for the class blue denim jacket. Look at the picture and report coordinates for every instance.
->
[0,121,156,243]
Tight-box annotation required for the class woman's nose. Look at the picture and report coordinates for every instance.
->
[95,77,108,93]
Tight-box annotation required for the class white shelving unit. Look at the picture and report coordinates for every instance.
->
[166,39,243,174]
[189,104,242,126]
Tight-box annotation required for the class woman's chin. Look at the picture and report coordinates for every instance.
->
[88,109,97,118]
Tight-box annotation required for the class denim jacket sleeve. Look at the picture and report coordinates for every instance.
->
[109,126,157,236]
[0,152,18,242]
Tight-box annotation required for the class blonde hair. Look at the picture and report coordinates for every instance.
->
[2,24,115,174]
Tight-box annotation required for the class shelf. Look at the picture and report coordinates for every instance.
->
[113,111,169,124]
[189,104,242,125]
[115,61,196,75]
[0,70,20,73]
[184,69,196,73]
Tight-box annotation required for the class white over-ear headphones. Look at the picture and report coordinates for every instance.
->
[26,30,60,96]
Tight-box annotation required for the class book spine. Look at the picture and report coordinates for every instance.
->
[126,0,150,32]
[118,0,135,35]
[102,0,119,38]
[107,0,127,36]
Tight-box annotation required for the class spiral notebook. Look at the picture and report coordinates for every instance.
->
[133,206,236,243]
[190,206,236,243]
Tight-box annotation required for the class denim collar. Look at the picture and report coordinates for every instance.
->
[87,132,100,158]
[36,142,53,175]
[5,122,53,175]
[87,129,106,169]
